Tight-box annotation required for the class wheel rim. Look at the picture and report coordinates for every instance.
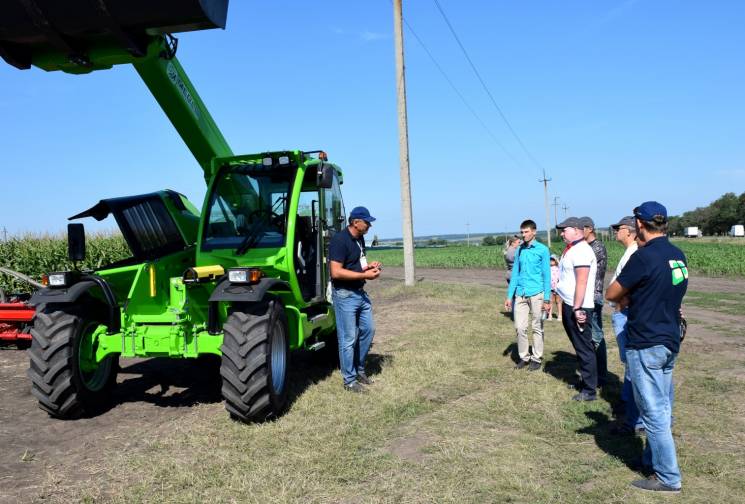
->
[78,322,111,392]
[270,320,287,394]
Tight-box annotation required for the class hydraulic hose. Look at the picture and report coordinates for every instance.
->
[0,267,45,298]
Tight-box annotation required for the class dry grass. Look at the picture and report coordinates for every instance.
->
[29,278,745,503]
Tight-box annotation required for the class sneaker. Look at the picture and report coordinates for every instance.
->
[631,475,680,493]
[515,360,529,370]
[528,361,542,371]
[357,372,373,385]
[343,381,367,393]
[572,392,597,402]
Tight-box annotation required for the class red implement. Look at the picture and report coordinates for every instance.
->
[0,302,35,343]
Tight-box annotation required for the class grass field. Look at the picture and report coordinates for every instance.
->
[9,276,738,503]
[370,239,745,278]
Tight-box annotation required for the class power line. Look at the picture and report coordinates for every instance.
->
[400,15,526,169]
[431,0,546,176]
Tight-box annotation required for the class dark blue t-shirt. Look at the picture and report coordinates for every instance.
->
[616,236,688,353]
[328,227,366,290]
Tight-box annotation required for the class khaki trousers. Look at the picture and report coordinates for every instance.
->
[514,293,545,362]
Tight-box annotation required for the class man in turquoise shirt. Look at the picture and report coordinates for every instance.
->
[504,219,552,370]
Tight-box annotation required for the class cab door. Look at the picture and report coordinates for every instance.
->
[320,171,346,301]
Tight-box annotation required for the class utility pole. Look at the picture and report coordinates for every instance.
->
[552,197,561,226]
[393,0,415,286]
[552,196,560,241]
[466,222,470,246]
[539,170,552,247]
[562,203,570,217]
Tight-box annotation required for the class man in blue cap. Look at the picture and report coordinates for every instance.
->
[607,201,688,493]
[328,206,382,392]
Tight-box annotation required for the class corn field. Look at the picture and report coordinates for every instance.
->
[369,240,745,278]
[2,234,743,294]
[0,232,129,293]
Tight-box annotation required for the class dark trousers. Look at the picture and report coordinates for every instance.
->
[591,303,608,386]
[561,303,598,396]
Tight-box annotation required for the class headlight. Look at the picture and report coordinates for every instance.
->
[228,268,262,284]
[48,272,72,288]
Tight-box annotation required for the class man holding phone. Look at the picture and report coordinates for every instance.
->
[329,206,382,393]
[555,217,598,401]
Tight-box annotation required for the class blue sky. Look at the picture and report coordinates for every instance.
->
[1,0,743,240]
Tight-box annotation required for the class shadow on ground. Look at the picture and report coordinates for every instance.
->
[88,347,394,418]
[577,410,645,472]
[502,342,519,364]
[543,350,624,414]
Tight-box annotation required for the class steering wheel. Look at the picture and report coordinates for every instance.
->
[246,208,284,229]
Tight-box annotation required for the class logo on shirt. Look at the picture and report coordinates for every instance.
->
[669,260,688,285]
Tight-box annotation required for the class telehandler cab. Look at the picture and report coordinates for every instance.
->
[1,1,347,422]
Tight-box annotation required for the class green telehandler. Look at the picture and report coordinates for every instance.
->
[1,1,347,422]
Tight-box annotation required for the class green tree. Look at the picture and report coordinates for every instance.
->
[708,193,739,234]
[482,235,497,246]
[737,192,745,226]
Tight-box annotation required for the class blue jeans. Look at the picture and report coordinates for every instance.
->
[627,345,681,489]
[612,311,675,430]
[332,288,375,386]
[612,310,638,427]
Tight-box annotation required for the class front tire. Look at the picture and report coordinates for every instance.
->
[220,300,290,422]
[28,310,118,419]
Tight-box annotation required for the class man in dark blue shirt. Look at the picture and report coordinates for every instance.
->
[607,201,688,493]
[329,206,382,392]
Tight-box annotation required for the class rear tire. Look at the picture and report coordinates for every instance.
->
[220,300,290,422]
[28,310,118,419]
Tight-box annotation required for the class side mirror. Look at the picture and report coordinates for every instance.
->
[68,223,86,263]
[317,163,334,189]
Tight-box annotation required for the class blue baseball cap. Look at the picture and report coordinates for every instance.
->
[349,206,376,223]
[634,201,667,221]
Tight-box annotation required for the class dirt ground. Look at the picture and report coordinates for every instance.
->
[1,269,743,503]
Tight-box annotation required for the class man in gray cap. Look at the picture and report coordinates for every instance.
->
[608,216,643,434]
[580,216,608,387]
[555,217,598,401]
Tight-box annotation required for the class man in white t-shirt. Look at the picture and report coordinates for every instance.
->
[609,215,645,433]
[556,217,598,401]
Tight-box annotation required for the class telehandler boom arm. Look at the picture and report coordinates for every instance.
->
[0,0,232,180]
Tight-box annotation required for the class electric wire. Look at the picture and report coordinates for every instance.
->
[431,0,547,176]
[400,14,526,169]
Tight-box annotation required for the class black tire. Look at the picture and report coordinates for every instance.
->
[27,310,118,419]
[220,300,290,422]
